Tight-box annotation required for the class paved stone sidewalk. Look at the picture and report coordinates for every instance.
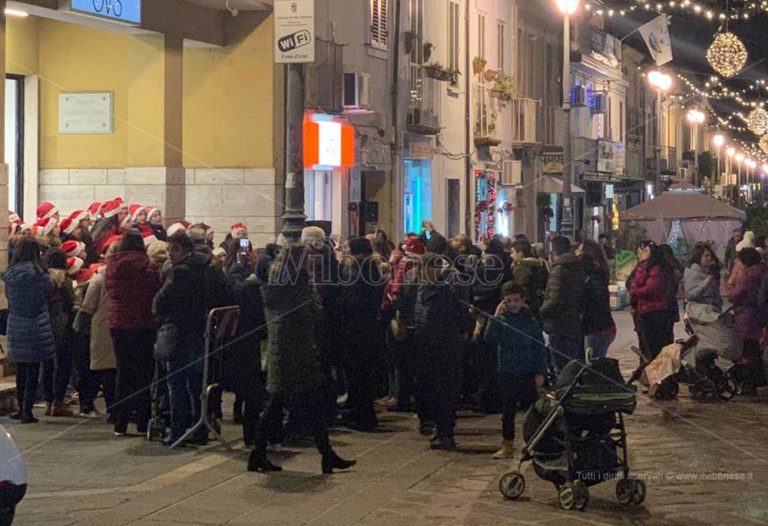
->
[6,311,768,525]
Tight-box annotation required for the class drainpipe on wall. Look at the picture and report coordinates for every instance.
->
[464,0,472,238]
[390,0,403,236]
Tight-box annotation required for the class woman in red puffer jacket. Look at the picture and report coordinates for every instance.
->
[105,231,162,436]
[628,241,672,361]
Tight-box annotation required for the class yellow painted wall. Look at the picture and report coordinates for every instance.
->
[7,17,39,76]
[183,15,274,168]
[37,20,164,168]
[7,15,273,170]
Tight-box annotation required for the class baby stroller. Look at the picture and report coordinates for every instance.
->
[628,306,741,402]
[499,358,644,511]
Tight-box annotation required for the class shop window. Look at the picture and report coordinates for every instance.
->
[404,159,432,234]
[304,170,333,222]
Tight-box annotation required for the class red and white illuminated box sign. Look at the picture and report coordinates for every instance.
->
[303,113,355,169]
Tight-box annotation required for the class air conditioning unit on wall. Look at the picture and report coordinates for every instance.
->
[501,160,522,186]
[343,73,371,109]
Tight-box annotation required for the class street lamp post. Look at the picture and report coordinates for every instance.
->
[712,133,725,188]
[726,146,736,204]
[556,0,579,240]
[686,108,705,186]
[736,152,745,207]
[648,70,673,197]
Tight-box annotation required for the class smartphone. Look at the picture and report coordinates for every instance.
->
[239,238,250,249]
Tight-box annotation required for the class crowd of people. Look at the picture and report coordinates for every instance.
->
[5,198,765,473]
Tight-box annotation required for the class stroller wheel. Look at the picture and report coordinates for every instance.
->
[499,472,525,500]
[694,381,717,403]
[718,377,738,401]
[559,481,589,511]
[616,478,646,506]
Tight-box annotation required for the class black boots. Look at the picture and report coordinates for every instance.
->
[247,450,282,473]
[321,450,356,474]
[247,448,356,475]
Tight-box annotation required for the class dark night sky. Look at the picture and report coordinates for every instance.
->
[601,1,768,143]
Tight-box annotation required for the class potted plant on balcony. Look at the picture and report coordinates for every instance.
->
[474,105,501,147]
[492,74,515,102]
[483,68,498,83]
[423,62,453,82]
[424,42,434,62]
[473,56,487,75]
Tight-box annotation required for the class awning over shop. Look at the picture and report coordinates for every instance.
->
[537,175,586,194]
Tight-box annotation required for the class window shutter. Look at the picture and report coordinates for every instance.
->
[371,0,388,49]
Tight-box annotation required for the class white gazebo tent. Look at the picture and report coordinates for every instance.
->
[620,183,744,258]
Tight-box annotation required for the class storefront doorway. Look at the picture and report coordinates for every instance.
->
[5,75,24,216]
[403,159,431,234]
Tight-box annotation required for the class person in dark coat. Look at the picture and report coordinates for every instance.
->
[339,237,386,431]
[153,231,227,445]
[510,240,549,318]
[577,240,616,360]
[248,245,355,474]
[41,249,75,417]
[224,250,267,446]
[727,248,766,394]
[105,231,162,436]
[4,238,57,423]
[413,254,473,450]
[627,241,672,362]
[539,236,586,372]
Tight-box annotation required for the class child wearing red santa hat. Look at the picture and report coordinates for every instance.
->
[37,201,60,222]
[144,207,166,241]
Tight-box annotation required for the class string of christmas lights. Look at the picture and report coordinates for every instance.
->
[584,0,768,22]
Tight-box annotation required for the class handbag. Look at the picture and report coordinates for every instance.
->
[390,310,408,342]
[154,323,180,362]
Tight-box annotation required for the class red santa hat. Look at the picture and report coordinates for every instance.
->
[88,202,102,221]
[61,210,88,235]
[66,256,84,277]
[101,199,123,219]
[34,217,58,236]
[167,221,191,238]
[61,240,86,258]
[144,206,160,222]
[230,223,247,238]
[102,235,123,254]
[129,204,144,223]
[9,211,20,224]
[142,232,158,247]
[37,201,59,220]
[75,268,96,285]
[90,262,107,274]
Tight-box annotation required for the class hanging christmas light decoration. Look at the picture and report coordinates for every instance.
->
[747,108,768,135]
[760,134,768,155]
[707,32,748,78]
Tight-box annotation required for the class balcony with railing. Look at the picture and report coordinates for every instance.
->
[305,39,344,113]
[407,64,441,135]
[474,81,501,146]
[509,98,541,146]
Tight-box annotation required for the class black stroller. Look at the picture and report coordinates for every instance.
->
[499,358,644,511]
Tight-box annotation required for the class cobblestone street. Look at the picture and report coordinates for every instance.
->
[6,311,768,526]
